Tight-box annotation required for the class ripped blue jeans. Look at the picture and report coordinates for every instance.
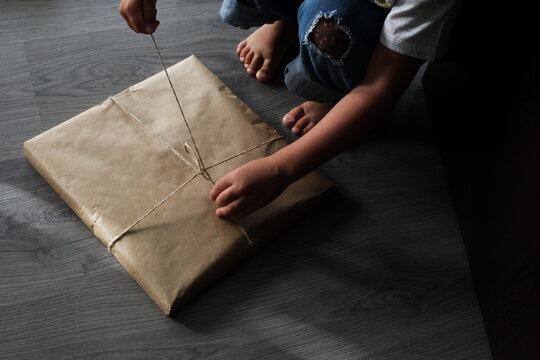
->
[220,0,389,103]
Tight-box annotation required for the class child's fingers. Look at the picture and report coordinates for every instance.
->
[209,177,232,201]
[214,186,241,207]
[142,0,158,33]
[119,1,136,32]
[130,14,146,33]
[125,5,146,34]
[119,11,135,32]
[216,198,247,219]
[119,0,146,33]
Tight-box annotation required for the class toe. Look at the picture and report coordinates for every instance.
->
[243,51,254,69]
[291,117,311,136]
[256,58,275,82]
[237,40,247,55]
[247,54,263,75]
[302,121,316,134]
[239,46,250,62]
[283,104,305,128]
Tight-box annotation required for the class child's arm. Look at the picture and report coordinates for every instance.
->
[119,0,159,34]
[210,43,425,219]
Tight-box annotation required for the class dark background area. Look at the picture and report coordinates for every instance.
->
[422,2,540,358]
[5,0,535,358]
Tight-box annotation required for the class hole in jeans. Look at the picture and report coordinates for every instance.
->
[307,15,351,63]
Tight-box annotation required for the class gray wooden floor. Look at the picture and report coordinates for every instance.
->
[0,1,492,359]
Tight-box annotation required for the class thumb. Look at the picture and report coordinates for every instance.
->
[143,0,158,33]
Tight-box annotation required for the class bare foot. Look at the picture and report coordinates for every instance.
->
[237,20,297,82]
[283,101,334,136]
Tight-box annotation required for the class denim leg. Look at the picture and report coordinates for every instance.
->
[253,0,303,22]
[284,0,389,103]
[220,0,301,29]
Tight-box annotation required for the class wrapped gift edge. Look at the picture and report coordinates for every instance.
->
[23,55,335,314]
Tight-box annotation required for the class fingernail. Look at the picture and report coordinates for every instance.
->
[284,114,294,125]
[146,23,157,33]
[257,71,267,80]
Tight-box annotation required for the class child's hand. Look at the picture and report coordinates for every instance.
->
[209,156,289,220]
[118,0,160,34]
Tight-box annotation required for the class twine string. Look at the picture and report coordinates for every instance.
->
[110,96,282,176]
[108,95,282,250]
[107,173,198,251]
[105,35,284,251]
[150,34,213,183]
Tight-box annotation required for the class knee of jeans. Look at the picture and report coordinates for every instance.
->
[220,0,266,29]
[304,11,353,66]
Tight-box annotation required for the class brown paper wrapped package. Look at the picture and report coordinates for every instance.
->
[24,55,334,314]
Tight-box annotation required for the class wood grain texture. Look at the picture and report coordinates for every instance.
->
[0,1,492,359]
[0,42,42,161]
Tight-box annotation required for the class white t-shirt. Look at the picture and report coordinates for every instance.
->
[370,0,462,61]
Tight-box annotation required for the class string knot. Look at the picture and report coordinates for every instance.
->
[183,143,212,182]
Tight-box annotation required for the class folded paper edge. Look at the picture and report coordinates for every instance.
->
[23,54,337,315]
